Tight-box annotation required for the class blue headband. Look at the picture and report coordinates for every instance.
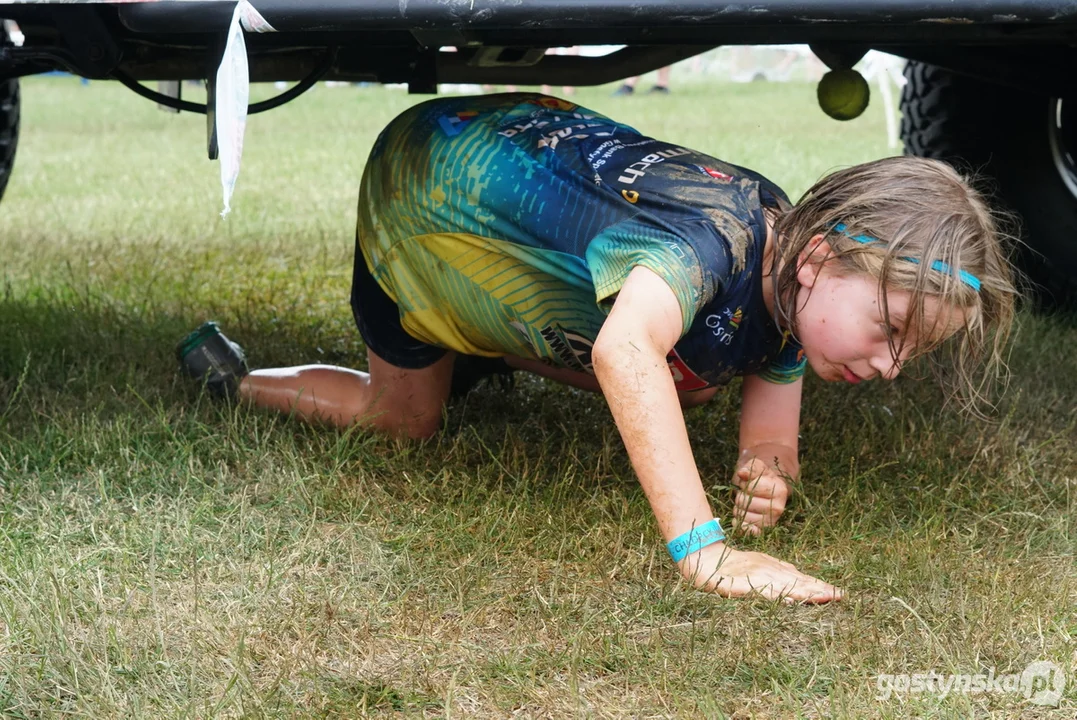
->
[831,223,982,292]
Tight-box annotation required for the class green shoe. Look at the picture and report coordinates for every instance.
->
[177,321,249,399]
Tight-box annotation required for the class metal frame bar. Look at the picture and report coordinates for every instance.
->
[116,0,1077,33]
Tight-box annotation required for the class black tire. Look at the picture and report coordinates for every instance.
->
[0,24,18,205]
[900,61,1077,309]
[0,77,17,202]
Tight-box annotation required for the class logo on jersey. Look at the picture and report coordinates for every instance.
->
[539,325,594,373]
[617,147,692,185]
[779,331,806,365]
[497,112,608,148]
[704,306,743,346]
[527,97,578,112]
[666,349,709,391]
[438,110,479,137]
[699,165,733,181]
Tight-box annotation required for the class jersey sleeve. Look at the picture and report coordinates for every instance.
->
[755,335,807,384]
[585,218,723,336]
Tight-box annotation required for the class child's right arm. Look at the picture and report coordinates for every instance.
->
[592,265,841,603]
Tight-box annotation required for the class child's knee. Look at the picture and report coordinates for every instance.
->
[678,387,718,409]
[367,407,443,440]
[406,416,443,440]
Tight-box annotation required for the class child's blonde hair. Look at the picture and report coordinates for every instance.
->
[771,156,1018,415]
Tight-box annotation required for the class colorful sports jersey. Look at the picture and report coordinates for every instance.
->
[357,93,806,388]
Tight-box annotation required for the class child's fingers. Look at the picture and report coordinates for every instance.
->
[731,473,754,491]
[731,491,784,536]
[730,512,759,535]
[730,501,757,534]
[733,465,787,494]
[731,465,790,535]
[732,518,763,536]
[710,557,844,603]
[733,490,776,512]
[735,457,769,480]
[733,479,784,503]
[731,506,772,533]
[734,495,786,518]
[732,472,772,492]
[732,503,784,525]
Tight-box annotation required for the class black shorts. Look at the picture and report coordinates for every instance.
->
[349,236,448,370]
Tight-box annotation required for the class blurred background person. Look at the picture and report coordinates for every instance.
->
[541,46,579,97]
[612,65,671,96]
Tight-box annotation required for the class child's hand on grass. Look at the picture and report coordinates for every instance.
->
[678,541,842,603]
[731,457,790,535]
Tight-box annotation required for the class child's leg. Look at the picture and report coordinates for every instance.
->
[239,349,455,439]
[504,355,717,407]
[247,226,457,439]
[505,355,601,392]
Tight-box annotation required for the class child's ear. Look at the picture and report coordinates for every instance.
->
[796,234,833,289]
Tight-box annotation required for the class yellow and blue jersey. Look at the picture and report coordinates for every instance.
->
[357,93,805,388]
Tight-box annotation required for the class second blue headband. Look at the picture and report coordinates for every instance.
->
[831,222,982,292]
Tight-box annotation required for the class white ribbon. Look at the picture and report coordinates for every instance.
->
[215,0,276,217]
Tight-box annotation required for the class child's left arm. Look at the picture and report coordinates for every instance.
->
[732,374,803,535]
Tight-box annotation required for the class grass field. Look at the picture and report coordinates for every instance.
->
[0,75,1075,718]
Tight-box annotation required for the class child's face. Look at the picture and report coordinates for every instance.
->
[794,242,965,383]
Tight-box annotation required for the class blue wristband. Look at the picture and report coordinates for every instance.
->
[667,519,726,562]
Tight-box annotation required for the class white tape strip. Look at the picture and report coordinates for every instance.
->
[215,1,276,218]
[238,1,276,33]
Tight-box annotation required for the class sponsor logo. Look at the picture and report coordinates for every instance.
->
[621,189,639,204]
[704,306,742,346]
[617,147,693,185]
[699,165,733,181]
[535,121,610,150]
[528,97,578,112]
[496,110,610,150]
[663,239,686,259]
[539,325,594,373]
[666,350,709,391]
[437,110,479,136]
[589,138,626,171]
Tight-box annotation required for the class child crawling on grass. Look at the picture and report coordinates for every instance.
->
[179,93,1016,603]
